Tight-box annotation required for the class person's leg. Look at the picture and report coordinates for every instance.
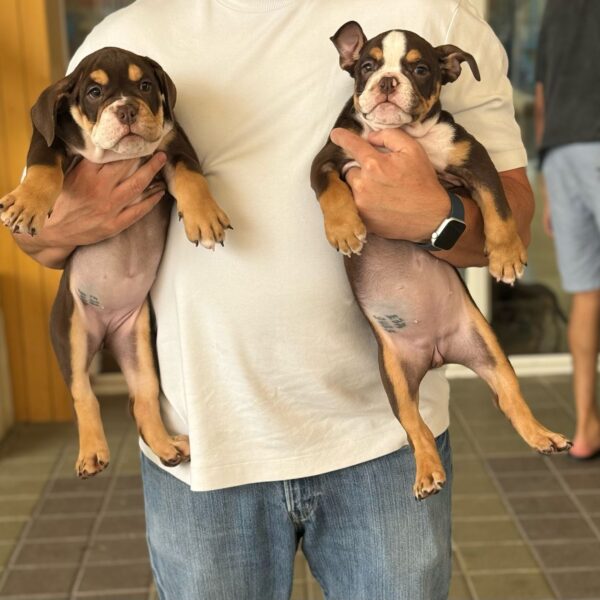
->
[301,431,452,600]
[569,290,600,457]
[140,454,298,600]
[543,144,600,458]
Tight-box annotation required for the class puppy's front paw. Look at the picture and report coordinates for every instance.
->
[179,199,231,250]
[486,234,528,285]
[413,461,446,500]
[155,434,191,467]
[76,446,111,479]
[0,185,53,235]
[324,212,367,256]
[517,420,572,455]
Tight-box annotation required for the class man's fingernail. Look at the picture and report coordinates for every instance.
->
[156,152,167,165]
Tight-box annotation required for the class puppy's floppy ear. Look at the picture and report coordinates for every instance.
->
[144,57,177,122]
[435,44,481,84]
[31,75,78,147]
[330,21,368,76]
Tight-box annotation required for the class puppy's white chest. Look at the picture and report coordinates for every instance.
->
[408,121,455,173]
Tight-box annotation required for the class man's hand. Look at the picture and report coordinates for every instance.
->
[13,152,167,269]
[330,127,450,243]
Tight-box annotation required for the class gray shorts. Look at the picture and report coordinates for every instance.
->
[543,142,600,293]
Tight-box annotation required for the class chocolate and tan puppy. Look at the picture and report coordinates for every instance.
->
[0,47,230,477]
[311,22,570,499]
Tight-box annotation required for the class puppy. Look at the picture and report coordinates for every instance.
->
[0,47,230,477]
[311,22,570,499]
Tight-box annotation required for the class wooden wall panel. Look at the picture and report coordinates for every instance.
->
[0,0,72,421]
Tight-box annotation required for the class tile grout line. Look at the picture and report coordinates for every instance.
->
[68,431,137,600]
[451,541,479,600]
[543,458,600,542]
[451,383,563,600]
[0,443,70,595]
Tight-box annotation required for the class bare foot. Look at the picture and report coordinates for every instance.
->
[570,418,600,460]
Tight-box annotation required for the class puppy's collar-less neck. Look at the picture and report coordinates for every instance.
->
[215,0,297,12]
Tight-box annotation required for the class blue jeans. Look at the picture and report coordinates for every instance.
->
[141,430,452,600]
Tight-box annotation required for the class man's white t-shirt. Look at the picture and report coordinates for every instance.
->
[71,0,526,491]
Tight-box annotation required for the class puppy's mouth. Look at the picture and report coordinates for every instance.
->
[362,100,412,128]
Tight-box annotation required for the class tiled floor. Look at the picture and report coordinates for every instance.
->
[0,375,599,599]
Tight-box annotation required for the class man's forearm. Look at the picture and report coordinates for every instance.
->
[437,167,534,268]
[13,230,74,270]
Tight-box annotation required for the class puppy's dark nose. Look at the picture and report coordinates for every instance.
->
[379,76,398,95]
[116,103,138,125]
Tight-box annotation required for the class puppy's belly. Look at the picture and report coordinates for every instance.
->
[346,236,473,365]
[68,201,170,316]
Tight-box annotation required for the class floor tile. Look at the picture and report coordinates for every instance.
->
[0,518,27,541]
[575,492,600,514]
[453,495,508,519]
[96,513,146,536]
[453,473,498,495]
[535,541,600,569]
[495,472,562,495]
[13,540,87,565]
[77,562,153,592]
[27,515,96,540]
[0,478,47,495]
[460,542,538,571]
[561,472,600,492]
[0,497,39,517]
[470,572,554,600]
[0,565,78,595]
[0,542,15,567]
[74,595,148,600]
[105,490,145,512]
[39,494,103,516]
[449,574,472,599]
[506,494,578,516]
[519,516,596,541]
[453,518,522,544]
[487,456,550,474]
[49,476,110,495]
[87,537,149,562]
[550,570,600,600]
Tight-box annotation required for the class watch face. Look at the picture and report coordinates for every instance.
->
[434,219,467,250]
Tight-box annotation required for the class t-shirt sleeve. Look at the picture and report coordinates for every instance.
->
[439,2,527,172]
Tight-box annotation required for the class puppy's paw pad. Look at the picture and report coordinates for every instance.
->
[76,449,111,479]
[180,207,231,250]
[157,434,191,467]
[413,470,446,500]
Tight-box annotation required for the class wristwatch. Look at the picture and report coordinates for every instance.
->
[417,191,466,251]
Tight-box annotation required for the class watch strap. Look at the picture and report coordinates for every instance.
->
[417,191,465,251]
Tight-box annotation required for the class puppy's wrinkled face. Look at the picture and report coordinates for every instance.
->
[70,49,173,156]
[331,22,480,130]
[353,31,441,128]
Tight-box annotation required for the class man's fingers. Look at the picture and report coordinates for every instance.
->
[114,191,165,232]
[115,152,168,200]
[367,128,413,152]
[140,180,167,200]
[330,128,380,165]
[99,157,141,180]
[345,167,361,187]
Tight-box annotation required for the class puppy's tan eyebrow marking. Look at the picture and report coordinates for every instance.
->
[129,64,143,81]
[369,47,384,61]
[90,69,109,85]
[406,49,422,62]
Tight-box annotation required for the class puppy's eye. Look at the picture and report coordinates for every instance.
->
[139,80,152,93]
[414,64,430,76]
[361,61,376,73]
[87,86,102,99]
